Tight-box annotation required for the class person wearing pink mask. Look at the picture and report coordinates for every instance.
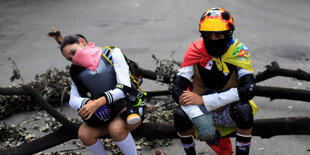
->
[60,34,141,155]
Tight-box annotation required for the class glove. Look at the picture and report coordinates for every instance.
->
[127,92,147,107]
[95,105,110,121]
[191,113,218,143]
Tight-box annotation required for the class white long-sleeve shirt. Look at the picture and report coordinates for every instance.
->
[69,48,131,110]
[178,61,254,119]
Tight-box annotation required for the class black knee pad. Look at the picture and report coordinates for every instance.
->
[230,101,254,130]
[174,106,193,133]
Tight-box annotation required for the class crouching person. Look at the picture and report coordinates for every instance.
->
[171,8,258,155]
[60,34,143,155]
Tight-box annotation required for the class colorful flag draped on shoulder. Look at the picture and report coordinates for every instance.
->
[181,38,254,75]
[213,39,254,74]
[181,38,211,68]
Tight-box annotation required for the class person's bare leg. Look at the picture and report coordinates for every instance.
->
[108,116,129,141]
[108,114,138,154]
[78,122,109,155]
[78,122,108,146]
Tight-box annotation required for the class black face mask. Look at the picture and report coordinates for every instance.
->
[203,36,231,57]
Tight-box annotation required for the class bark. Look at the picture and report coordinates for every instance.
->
[255,61,310,83]
[145,90,171,97]
[140,68,171,84]
[144,86,310,102]
[135,116,310,139]
[252,116,310,138]
[257,85,310,102]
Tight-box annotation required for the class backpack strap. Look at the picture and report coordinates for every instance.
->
[101,46,142,90]
[123,55,141,90]
[102,46,114,65]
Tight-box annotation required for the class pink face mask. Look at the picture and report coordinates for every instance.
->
[72,42,102,71]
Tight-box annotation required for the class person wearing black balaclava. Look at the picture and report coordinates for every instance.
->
[171,8,258,155]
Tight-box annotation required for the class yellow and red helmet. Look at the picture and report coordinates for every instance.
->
[199,8,235,33]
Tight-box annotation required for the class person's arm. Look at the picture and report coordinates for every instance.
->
[236,68,257,101]
[172,66,204,119]
[171,66,194,104]
[202,68,256,111]
[102,48,130,104]
[69,81,90,110]
[70,80,108,120]
[78,96,107,120]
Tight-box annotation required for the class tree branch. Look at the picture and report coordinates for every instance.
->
[140,68,171,84]
[138,68,310,102]
[0,125,78,155]
[255,61,310,83]
[256,86,310,102]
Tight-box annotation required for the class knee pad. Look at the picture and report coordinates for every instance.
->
[237,74,257,101]
[230,101,254,130]
[174,107,193,133]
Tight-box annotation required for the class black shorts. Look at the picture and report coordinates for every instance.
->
[83,99,127,127]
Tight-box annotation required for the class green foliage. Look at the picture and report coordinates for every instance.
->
[0,123,27,142]
[8,57,24,84]
[0,95,32,116]
[0,122,31,151]
[144,100,177,124]
[30,66,71,99]
[152,52,181,87]
[0,65,72,115]
[10,69,22,83]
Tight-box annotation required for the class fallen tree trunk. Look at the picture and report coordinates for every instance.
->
[139,68,310,102]
[256,86,310,102]
[255,61,310,83]
[135,116,310,139]
[145,85,310,102]
[1,116,310,155]
[252,116,310,138]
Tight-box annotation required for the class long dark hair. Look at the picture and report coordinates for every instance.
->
[60,34,88,52]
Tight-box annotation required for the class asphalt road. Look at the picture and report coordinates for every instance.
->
[1,0,310,154]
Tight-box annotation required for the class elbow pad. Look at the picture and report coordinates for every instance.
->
[171,75,191,104]
[237,74,257,101]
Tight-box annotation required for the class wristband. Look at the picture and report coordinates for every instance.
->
[102,91,113,105]
[79,98,91,110]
